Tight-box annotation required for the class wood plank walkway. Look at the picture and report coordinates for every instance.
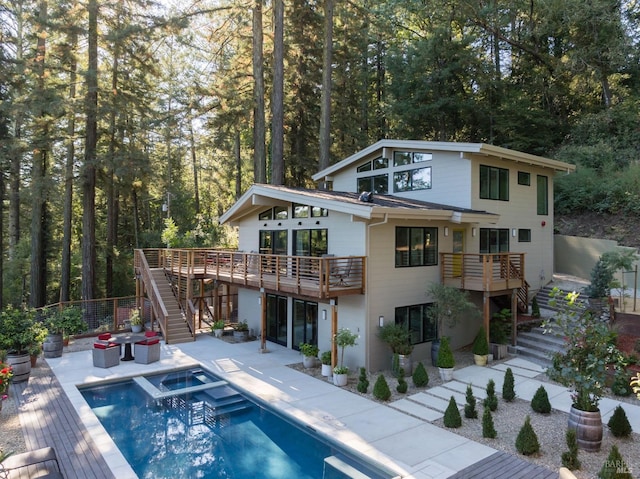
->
[12,361,114,479]
[449,451,558,479]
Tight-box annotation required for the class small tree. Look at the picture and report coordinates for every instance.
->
[373,374,391,401]
[607,405,632,438]
[531,385,551,414]
[515,415,540,456]
[472,326,489,356]
[464,384,478,419]
[483,379,498,411]
[436,336,455,368]
[357,367,369,394]
[598,445,632,479]
[396,368,408,393]
[443,396,462,428]
[334,328,358,374]
[426,283,480,339]
[412,362,429,387]
[531,296,540,319]
[585,257,614,299]
[561,429,580,470]
[482,407,497,438]
[502,368,515,402]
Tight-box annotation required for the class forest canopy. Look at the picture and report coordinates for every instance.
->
[1,0,639,307]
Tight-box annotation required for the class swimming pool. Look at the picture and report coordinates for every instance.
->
[80,366,396,479]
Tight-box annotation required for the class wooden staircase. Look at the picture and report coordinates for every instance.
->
[150,269,195,344]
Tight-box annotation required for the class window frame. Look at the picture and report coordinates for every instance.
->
[357,174,388,194]
[518,229,531,242]
[393,166,432,192]
[517,171,531,186]
[480,165,509,201]
[395,303,437,345]
[537,175,548,215]
[479,228,510,253]
[395,226,438,267]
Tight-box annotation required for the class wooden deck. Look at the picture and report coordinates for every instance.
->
[449,451,558,478]
[11,360,114,479]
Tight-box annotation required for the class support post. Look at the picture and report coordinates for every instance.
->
[260,288,267,351]
[331,299,337,370]
[511,289,518,346]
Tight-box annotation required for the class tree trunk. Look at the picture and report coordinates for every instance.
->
[252,0,266,184]
[234,130,242,200]
[271,0,284,185]
[82,0,98,312]
[318,0,333,173]
[189,118,200,213]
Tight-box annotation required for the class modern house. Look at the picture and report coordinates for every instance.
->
[134,139,575,373]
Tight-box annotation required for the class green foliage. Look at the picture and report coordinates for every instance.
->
[426,283,480,339]
[611,372,633,397]
[502,368,516,402]
[515,416,540,456]
[483,379,498,412]
[436,336,455,368]
[531,297,540,319]
[545,288,623,411]
[472,326,489,355]
[357,367,369,394]
[607,405,632,438]
[0,306,47,354]
[443,396,462,428]
[490,309,511,344]
[320,351,332,365]
[378,323,413,355]
[212,320,225,330]
[598,445,632,479]
[396,368,408,394]
[373,374,391,401]
[44,307,87,335]
[391,353,400,377]
[585,258,614,299]
[561,429,580,470]
[299,343,319,358]
[335,328,358,371]
[482,407,497,438]
[531,386,551,414]
[129,309,144,326]
[464,384,477,419]
[412,361,429,388]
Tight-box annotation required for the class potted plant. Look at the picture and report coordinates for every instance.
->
[299,343,319,368]
[489,308,511,359]
[320,351,332,377]
[129,309,144,333]
[211,320,226,338]
[378,323,414,376]
[0,362,13,400]
[472,326,489,366]
[333,328,358,386]
[426,283,480,366]
[436,336,455,381]
[0,306,47,383]
[233,320,249,340]
[544,288,623,452]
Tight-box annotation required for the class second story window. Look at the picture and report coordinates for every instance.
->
[293,229,328,257]
[395,226,438,267]
[537,175,548,215]
[479,228,509,253]
[357,174,388,194]
[480,165,509,201]
[259,206,288,220]
[394,167,431,192]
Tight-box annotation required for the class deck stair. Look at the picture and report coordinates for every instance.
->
[509,326,565,368]
[150,268,195,344]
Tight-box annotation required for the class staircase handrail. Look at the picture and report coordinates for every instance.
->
[137,249,170,336]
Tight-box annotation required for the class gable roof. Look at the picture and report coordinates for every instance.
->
[220,184,499,226]
[311,139,576,182]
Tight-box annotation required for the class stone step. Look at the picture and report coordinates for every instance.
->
[508,345,553,368]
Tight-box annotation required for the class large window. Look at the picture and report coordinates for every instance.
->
[537,175,548,215]
[357,157,388,172]
[393,167,431,192]
[266,294,287,346]
[357,174,388,194]
[293,229,327,257]
[258,206,288,220]
[395,227,438,267]
[393,151,432,166]
[479,228,509,253]
[395,304,437,344]
[293,300,318,350]
[259,230,288,255]
[480,165,509,201]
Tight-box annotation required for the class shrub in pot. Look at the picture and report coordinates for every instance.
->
[333,328,357,386]
[211,320,225,338]
[43,307,85,358]
[299,343,319,368]
[378,323,413,376]
[0,306,47,382]
[320,351,332,377]
[436,336,455,381]
[129,309,144,333]
[472,326,489,366]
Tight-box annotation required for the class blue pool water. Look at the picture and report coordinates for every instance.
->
[80,367,395,479]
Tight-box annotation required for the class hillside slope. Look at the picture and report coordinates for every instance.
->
[555,212,640,248]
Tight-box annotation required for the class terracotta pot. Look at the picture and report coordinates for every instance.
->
[568,405,602,452]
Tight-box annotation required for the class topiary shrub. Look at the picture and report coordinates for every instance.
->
[472,326,489,356]
[607,405,632,438]
[464,384,477,419]
[531,296,540,318]
[412,361,429,387]
[436,336,455,368]
[482,407,497,438]
[396,368,408,393]
[561,428,580,471]
[598,445,632,479]
[357,367,369,394]
[531,385,551,414]
[483,379,498,411]
[443,396,462,428]
[502,367,515,402]
[373,374,391,401]
[515,415,540,456]
[611,372,633,397]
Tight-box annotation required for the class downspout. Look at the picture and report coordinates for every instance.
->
[365,214,389,371]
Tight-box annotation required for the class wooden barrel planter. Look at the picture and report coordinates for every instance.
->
[6,352,31,383]
[43,333,64,358]
[568,406,603,452]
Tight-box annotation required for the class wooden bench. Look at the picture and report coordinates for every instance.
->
[1,446,64,479]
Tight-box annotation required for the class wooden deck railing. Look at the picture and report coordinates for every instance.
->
[440,252,526,293]
[135,248,366,300]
